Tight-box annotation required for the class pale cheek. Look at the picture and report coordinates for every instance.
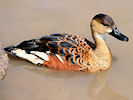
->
[107,28,112,33]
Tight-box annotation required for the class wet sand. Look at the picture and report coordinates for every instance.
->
[0,0,133,100]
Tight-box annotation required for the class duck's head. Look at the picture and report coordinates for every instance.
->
[91,14,128,42]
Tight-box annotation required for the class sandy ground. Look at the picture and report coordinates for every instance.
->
[0,0,133,100]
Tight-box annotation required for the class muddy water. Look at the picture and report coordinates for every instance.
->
[0,0,133,100]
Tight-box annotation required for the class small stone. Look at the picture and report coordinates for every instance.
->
[0,42,9,80]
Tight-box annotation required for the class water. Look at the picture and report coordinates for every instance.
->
[0,0,133,100]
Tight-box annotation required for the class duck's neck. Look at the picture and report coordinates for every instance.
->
[92,31,112,71]
[93,32,109,52]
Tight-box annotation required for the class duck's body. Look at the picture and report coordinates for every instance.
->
[4,14,128,73]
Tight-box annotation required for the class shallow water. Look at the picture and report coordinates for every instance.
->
[0,0,133,100]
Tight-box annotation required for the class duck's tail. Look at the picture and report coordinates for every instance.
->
[4,38,40,54]
[4,46,16,53]
[4,40,45,65]
[4,45,17,55]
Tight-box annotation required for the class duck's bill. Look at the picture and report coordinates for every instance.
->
[109,28,129,42]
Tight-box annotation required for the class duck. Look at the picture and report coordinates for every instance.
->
[4,14,129,73]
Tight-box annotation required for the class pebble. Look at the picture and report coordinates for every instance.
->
[0,42,8,80]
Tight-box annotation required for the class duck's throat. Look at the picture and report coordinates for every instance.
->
[92,32,112,71]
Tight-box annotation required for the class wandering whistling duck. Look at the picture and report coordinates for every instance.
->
[4,14,129,73]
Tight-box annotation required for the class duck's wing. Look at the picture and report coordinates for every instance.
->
[84,38,96,50]
[5,33,95,67]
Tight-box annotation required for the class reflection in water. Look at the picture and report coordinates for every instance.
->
[88,70,129,100]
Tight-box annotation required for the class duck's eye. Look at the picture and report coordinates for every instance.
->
[102,23,109,26]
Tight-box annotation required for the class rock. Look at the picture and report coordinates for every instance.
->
[0,42,8,80]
